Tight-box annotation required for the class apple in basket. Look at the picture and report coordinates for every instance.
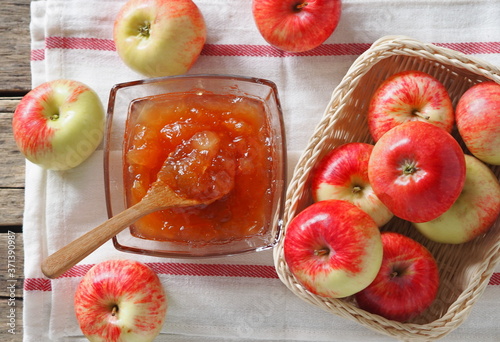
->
[355,232,440,322]
[12,79,105,171]
[413,154,500,244]
[252,0,342,53]
[368,70,454,142]
[455,81,500,165]
[114,0,206,77]
[311,142,393,227]
[368,121,466,223]
[283,199,383,298]
[74,259,167,342]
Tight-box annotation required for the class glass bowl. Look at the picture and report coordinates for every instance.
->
[104,74,287,258]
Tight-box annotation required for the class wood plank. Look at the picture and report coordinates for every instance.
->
[0,1,32,92]
[0,232,24,341]
[0,189,24,226]
[0,97,25,226]
[0,97,25,189]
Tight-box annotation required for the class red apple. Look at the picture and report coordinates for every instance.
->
[114,0,206,77]
[368,121,466,223]
[455,81,500,165]
[252,0,342,53]
[413,154,500,244]
[74,259,167,342]
[284,199,383,298]
[12,79,105,170]
[368,70,454,142]
[311,142,393,227]
[355,232,439,322]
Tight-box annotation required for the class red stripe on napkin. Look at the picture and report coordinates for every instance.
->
[147,262,278,278]
[30,38,500,62]
[23,270,500,292]
[24,278,52,292]
[435,42,500,55]
[30,49,45,61]
[33,38,372,58]
[201,43,372,57]
[489,272,500,285]
[45,36,116,51]
[59,264,95,277]
[24,262,278,292]
[54,262,278,279]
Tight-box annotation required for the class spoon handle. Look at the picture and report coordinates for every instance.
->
[40,199,154,279]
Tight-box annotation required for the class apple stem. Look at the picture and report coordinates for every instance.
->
[390,271,399,279]
[314,247,330,257]
[111,305,119,317]
[294,2,309,11]
[403,164,418,175]
[138,21,151,38]
[50,113,59,121]
[412,109,430,120]
[352,185,362,194]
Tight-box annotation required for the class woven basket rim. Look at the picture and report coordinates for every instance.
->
[273,35,500,341]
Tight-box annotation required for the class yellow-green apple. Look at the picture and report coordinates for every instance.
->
[413,154,500,244]
[455,81,500,165]
[368,121,465,223]
[355,232,439,322]
[252,0,342,53]
[311,142,393,227]
[12,79,105,171]
[283,199,383,298]
[368,70,454,142]
[114,0,206,77]
[74,259,167,342]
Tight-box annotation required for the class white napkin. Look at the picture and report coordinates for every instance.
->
[24,0,500,341]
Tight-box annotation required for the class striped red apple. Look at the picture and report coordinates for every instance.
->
[283,199,383,298]
[12,79,105,171]
[368,70,454,142]
[355,232,439,322]
[74,259,167,342]
[114,0,206,77]
[368,121,466,223]
[252,0,342,53]
[311,142,393,227]
[455,81,500,165]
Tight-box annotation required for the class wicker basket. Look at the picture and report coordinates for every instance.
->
[273,35,500,341]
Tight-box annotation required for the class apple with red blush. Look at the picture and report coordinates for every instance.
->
[368,121,466,223]
[413,154,500,244]
[252,0,342,53]
[368,70,454,142]
[355,232,440,322]
[311,142,393,227]
[114,0,206,77]
[283,199,383,298]
[12,79,105,171]
[455,81,500,165]
[74,259,167,342]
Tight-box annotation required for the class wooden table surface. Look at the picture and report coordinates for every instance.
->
[1,2,31,341]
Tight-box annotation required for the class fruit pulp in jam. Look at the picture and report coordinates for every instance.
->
[124,91,274,245]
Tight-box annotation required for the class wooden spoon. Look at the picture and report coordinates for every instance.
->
[41,131,234,279]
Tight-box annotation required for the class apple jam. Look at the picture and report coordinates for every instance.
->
[124,91,275,245]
